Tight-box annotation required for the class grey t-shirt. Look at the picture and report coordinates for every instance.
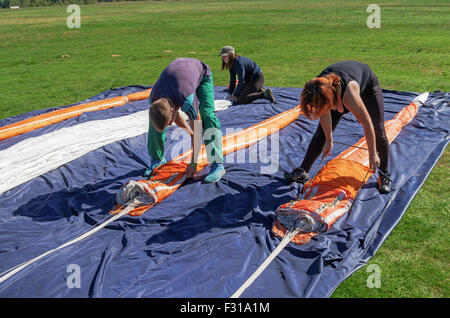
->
[150,58,211,119]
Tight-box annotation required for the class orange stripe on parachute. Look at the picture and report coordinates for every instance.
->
[0,89,152,141]
[126,89,152,101]
[273,98,422,244]
[110,105,303,216]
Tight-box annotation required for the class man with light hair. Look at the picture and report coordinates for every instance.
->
[147,58,225,183]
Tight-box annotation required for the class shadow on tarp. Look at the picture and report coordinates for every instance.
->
[145,178,291,247]
[0,87,447,298]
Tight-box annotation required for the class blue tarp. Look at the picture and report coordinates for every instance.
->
[0,86,448,297]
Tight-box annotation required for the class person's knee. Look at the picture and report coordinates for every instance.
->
[237,95,249,104]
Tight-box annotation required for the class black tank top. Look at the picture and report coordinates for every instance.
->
[318,60,373,96]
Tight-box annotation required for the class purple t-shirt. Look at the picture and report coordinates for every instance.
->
[150,58,211,120]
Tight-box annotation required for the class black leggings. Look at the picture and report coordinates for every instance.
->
[237,72,266,104]
[300,73,389,174]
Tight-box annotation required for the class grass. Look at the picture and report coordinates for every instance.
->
[333,151,449,297]
[0,0,448,297]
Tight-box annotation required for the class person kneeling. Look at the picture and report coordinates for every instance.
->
[219,45,275,105]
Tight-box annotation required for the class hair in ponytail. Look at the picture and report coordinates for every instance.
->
[300,73,341,119]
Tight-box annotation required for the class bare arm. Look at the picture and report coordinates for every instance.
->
[174,111,193,136]
[342,81,380,170]
[319,111,334,159]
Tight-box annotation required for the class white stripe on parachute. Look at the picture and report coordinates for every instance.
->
[0,100,231,195]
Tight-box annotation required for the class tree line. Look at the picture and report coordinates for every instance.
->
[1,0,152,8]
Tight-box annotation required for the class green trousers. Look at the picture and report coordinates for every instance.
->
[147,74,224,164]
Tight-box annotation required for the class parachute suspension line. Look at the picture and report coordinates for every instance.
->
[232,155,328,297]
[333,141,368,150]
[377,168,393,183]
[298,155,326,200]
[0,198,139,285]
[233,94,428,298]
[343,167,371,225]
[233,167,370,297]
[231,153,370,298]
[162,126,186,162]
[333,141,393,183]
[230,224,304,298]
[145,125,187,178]
[0,210,119,280]
[350,167,371,208]
[232,157,328,299]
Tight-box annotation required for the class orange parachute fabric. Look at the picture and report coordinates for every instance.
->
[111,105,302,216]
[272,93,428,244]
[0,89,152,141]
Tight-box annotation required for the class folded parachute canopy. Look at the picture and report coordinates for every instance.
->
[0,89,152,141]
[0,102,302,284]
[112,105,303,216]
[230,92,430,298]
[0,90,234,196]
[272,92,429,244]
[1,85,447,298]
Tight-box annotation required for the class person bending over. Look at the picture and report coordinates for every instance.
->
[286,60,391,194]
[147,58,225,183]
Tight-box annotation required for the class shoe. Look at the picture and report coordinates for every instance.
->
[204,163,226,183]
[377,172,391,194]
[144,158,167,177]
[284,167,309,184]
[264,88,276,103]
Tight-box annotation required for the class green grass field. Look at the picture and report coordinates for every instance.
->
[0,0,448,297]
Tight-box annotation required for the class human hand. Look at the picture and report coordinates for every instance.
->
[227,94,237,103]
[322,138,333,159]
[145,157,167,177]
[369,152,380,172]
[185,163,197,179]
